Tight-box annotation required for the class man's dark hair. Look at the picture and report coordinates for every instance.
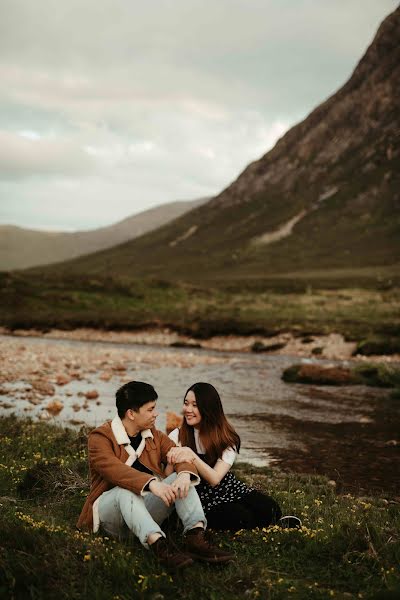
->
[116,381,158,418]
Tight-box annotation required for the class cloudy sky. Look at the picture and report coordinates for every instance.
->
[0,0,397,231]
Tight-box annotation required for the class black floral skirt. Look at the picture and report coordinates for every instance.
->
[196,471,254,514]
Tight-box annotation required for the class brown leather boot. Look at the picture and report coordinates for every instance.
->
[184,527,235,564]
[150,537,194,570]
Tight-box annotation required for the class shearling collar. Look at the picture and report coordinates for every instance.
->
[111,414,153,445]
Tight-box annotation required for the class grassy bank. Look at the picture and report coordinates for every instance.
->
[0,416,399,599]
[282,362,400,395]
[1,272,400,346]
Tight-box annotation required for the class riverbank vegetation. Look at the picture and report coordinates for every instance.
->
[0,415,399,599]
[282,363,400,396]
[1,271,399,351]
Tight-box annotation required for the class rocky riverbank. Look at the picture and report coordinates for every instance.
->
[2,325,400,362]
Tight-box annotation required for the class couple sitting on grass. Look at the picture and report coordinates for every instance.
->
[77,380,301,570]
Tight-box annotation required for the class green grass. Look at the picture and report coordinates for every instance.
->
[0,415,399,599]
[1,272,400,345]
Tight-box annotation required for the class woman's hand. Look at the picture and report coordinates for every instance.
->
[167,446,196,464]
[148,480,176,506]
[171,472,191,498]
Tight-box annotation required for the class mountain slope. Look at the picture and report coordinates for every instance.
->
[37,6,400,281]
[0,199,206,270]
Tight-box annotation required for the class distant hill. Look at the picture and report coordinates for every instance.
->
[0,199,207,270]
[33,6,400,282]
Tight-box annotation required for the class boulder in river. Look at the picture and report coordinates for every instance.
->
[84,390,99,400]
[251,341,287,353]
[56,374,71,386]
[46,399,64,415]
[31,378,56,397]
[282,364,356,385]
[100,372,112,381]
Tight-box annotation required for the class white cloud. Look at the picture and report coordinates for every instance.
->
[0,130,96,178]
[0,0,397,229]
[19,130,41,140]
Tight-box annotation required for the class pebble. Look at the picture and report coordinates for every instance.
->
[56,375,70,386]
[31,379,55,397]
[46,400,64,415]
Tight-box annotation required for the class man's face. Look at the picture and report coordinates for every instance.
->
[130,400,158,431]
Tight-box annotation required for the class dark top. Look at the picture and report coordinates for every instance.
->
[128,434,154,476]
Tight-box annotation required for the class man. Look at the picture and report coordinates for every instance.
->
[77,380,234,569]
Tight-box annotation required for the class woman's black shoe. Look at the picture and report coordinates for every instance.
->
[278,515,302,529]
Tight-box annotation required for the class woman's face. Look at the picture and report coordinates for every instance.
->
[183,390,202,428]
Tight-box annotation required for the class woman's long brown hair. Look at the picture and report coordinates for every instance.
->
[179,382,241,466]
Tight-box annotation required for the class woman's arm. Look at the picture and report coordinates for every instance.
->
[164,427,179,476]
[192,454,231,487]
[167,446,231,487]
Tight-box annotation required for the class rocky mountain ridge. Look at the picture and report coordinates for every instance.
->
[217,3,399,208]
[32,6,400,280]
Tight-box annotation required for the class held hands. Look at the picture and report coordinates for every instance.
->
[167,446,197,465]
[171,472,191,499]
[148,480,176,506]
[148,473,191,504]
[150,446,196,504]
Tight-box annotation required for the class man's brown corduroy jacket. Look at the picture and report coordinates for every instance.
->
[77,415,199,531]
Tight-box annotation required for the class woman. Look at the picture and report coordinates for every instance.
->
[167,382,301,531]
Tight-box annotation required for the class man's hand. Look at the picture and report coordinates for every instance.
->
[171,472,191,499]
[148,480,177,506]
[167,446,196,465]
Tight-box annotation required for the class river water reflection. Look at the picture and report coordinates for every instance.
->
[1,334,398,496]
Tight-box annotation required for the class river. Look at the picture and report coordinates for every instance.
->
[0,334,398,497]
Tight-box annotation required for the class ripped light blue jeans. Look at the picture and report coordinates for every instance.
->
[98,472,206,548]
